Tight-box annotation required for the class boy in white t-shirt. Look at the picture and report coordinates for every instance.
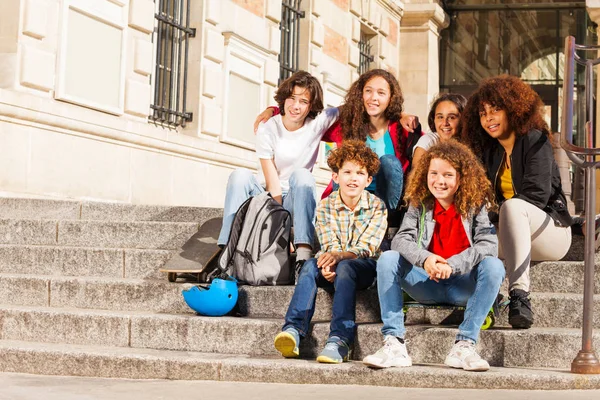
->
[217,71,339,275]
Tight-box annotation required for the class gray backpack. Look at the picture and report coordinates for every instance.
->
[217,192,293,285]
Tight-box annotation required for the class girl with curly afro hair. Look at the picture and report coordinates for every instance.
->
[461,74,575,330]
[363,140,504,372]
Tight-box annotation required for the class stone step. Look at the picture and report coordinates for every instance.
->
[0,244,171,279]
[0,304,598,370]
[0,340,599,389]
[0,219,200,249]
[1,274,599,328]
[0,197,222,222]
[502,260,600,294]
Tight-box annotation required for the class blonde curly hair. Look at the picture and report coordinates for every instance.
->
[404,140,495,217]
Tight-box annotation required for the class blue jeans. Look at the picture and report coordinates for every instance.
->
[282,257,377,344]
[374,154,403,211]
[376,251,505,343]
[217,168,317,246]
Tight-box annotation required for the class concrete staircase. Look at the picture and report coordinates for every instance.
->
[0,197,600,389]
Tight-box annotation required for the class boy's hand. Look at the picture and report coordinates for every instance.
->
[424,254,450,282]
[321,264,337,282]
[253,107,275,133]
[317,252,341,269]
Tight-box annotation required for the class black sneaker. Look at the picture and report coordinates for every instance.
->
[508,289,534,329]
[294,260,306,285]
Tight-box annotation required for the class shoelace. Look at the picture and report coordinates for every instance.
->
[455,341,477,356]
[510,295,532,311]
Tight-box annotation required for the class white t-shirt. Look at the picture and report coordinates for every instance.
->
[413,131,440,155]
[256,107,339,192]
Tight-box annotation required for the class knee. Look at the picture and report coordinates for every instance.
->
[377,250,401,276]
[499,198,527,220]
[299,258,319,278]
[335,260,355,281]
[227,168,254,189]
[289,169,316,189]
[379,155,402,172]
[479,257,506,284]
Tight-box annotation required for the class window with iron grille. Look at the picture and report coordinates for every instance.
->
[279,0,305,82]
[358,31,374,75]
[150,0,195,128]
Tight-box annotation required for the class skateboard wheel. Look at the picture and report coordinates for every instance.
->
[481,313,495,330]
[167,272,177,283]
[199,271,209,282]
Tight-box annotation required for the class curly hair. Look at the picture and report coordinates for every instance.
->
[427,93,467,133]
[404,140,495,217]
[460,75,550,156]
[274,70,324,120]
[327,139,380,177]
[339,69,404,142]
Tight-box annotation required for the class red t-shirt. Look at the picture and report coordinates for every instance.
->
[428,200,471,260]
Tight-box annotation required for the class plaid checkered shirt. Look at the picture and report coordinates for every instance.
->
[315,190,388,259]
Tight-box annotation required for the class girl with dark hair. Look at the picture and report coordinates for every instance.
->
[321,69,422,217]
[254,69,421,221]
[461,75,575,329]
[411,93,467,168]
[217,71,339,269]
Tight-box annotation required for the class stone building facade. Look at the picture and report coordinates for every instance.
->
[0,0,596,208]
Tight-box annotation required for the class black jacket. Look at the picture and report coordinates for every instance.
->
[483,129,574,227]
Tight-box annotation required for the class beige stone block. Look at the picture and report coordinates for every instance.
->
[265,0,281,23]
[231,0,264,17]
[204,28,224,64]
[323,26,348,65]
[0,123,29,192]
[23,0,50,39]
[130,151,172,205]
[380,15,390,37]
[205,0,221,25]
[20,46,55,92]
[348,45,359,67]
[351,18,361,43]
[312,0,325,17]
[202,66,221,99]
[200,101,222,136]
[129,0,154,34]
[264,57,279,86]
[349,0,361,16]
[124,79,151,117]
[134,38,153,76]
[268,25,280,54]
[170,157,212,207]
[310,47,321,66]
[311,20,324,47]
[351,69,359,84]
[0,54,17,88]
[28,128,131,202]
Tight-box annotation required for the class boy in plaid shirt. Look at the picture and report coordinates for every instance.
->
[273,140,387,363]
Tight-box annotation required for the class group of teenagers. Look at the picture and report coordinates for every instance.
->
[215,68,576,372]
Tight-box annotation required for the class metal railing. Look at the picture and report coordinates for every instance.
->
[358,31,374,75]
[560,35,600,374]
[279,0,305,82]
[150,0,195,128]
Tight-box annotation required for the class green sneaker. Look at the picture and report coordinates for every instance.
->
[316,336,349,364]
[274,328,300,358]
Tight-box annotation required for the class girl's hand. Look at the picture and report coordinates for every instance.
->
[424,254,448,282]
[400,113,419,133]
[253,107,276,133]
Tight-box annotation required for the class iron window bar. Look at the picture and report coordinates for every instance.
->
[560,35,600,374]
[358,31,374,75]
[279,0,305,83]
[150,0,195,128]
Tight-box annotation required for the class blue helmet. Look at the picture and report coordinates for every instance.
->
[182,278,238,316]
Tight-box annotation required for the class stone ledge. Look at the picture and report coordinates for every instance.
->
[0,340,599,389]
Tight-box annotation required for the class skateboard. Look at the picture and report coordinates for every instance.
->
[160,217,223,283]
[402,292,507,330]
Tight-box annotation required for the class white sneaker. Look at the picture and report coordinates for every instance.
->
[444,340,490,371]
[362,335,412,369]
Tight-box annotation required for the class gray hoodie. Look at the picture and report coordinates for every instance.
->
[392,203,498,276]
